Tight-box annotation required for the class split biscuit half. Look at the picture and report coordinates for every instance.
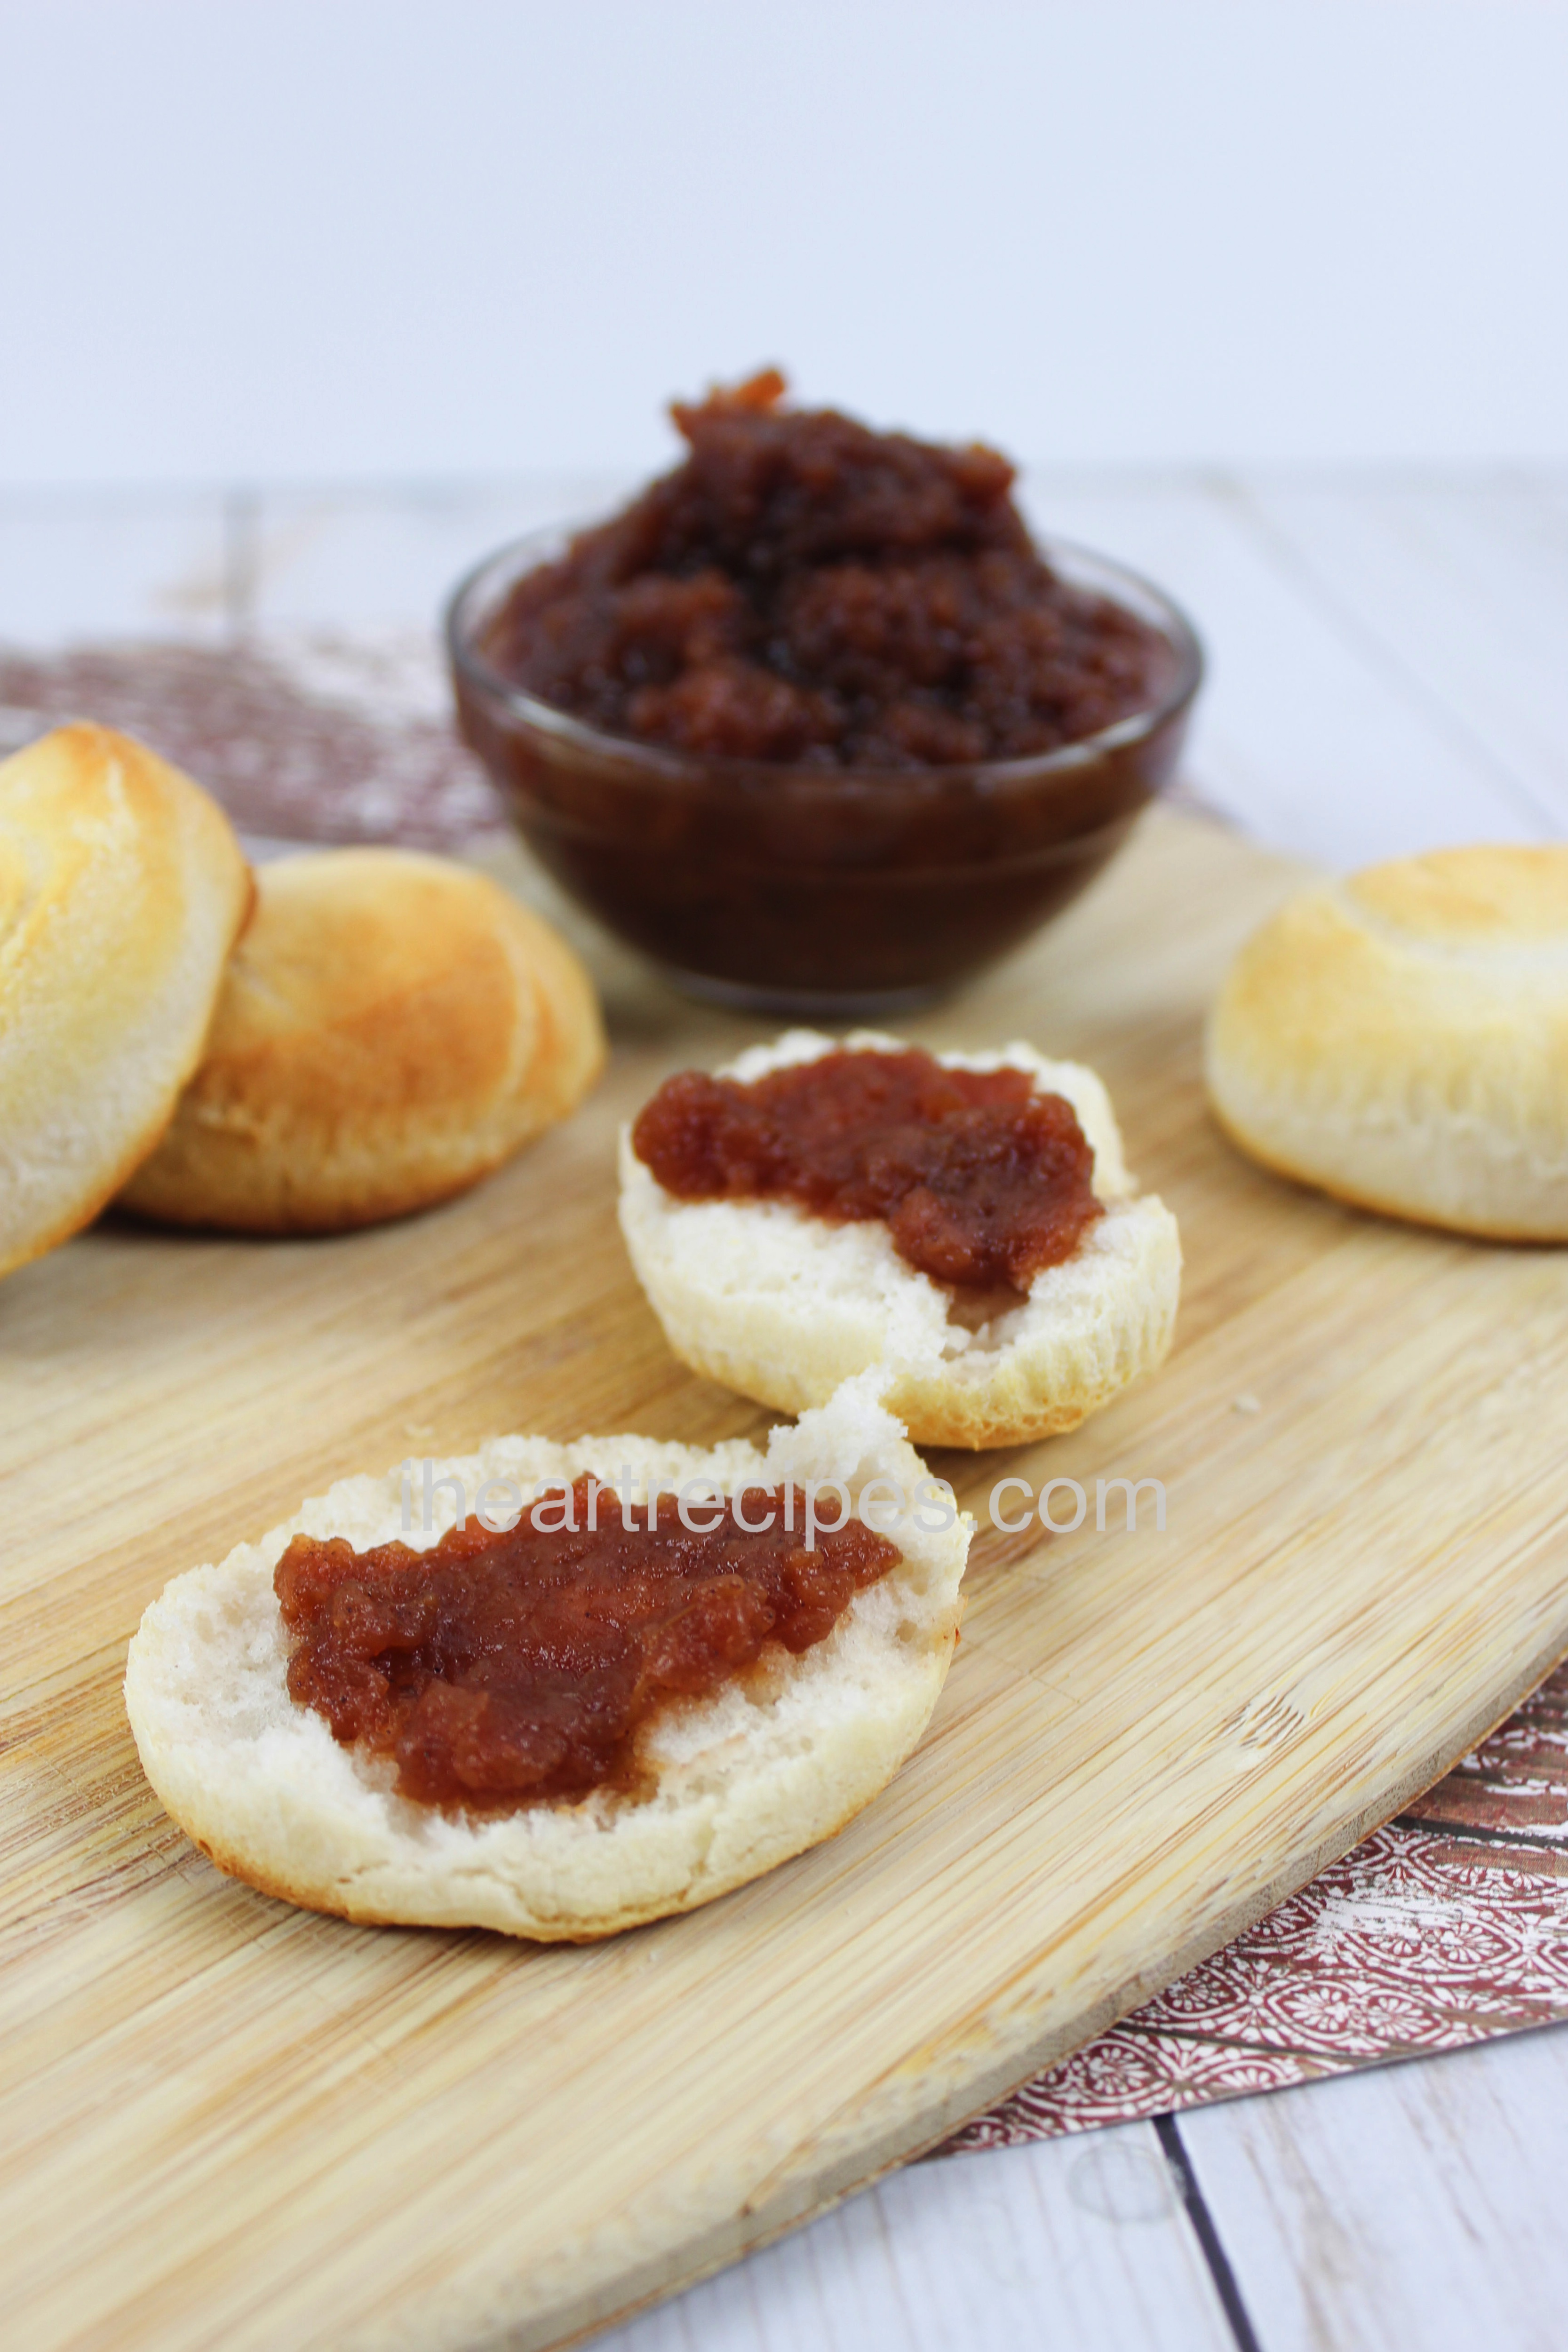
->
[123,1377,970,1940]
[619,1029,1182,1450]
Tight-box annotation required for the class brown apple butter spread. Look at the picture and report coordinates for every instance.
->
[274,1482,899,1808]
[479,371,1163,768]
[632,1046,1103,1291]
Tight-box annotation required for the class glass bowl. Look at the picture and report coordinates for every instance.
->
[446,527,1203,1015]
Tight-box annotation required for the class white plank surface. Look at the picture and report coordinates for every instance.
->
[1237,477,1568,835]
[595,2122,1234,2352]
[1019,474,1551,866]
[6,465,1568,2352]
[0,490,233,645]
[1181,2022,1568,2352]
[237,475,629,633]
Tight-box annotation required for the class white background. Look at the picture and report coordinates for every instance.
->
[3,0,1567,489]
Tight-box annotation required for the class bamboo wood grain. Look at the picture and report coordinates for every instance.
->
[3,808,1566,2352]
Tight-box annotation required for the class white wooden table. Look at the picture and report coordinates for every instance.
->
[5,467,1567,2352]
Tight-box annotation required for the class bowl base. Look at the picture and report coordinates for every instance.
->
[660,967,952,1020]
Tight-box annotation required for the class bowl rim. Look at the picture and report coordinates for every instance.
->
[445,521,1204,797]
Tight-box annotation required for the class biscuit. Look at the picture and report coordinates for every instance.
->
[618,1031,1182,1450]
[120,847,605,1233]
[123,1377,970,1940]
[0,723,252,1279]
[1205,846,1568,1238]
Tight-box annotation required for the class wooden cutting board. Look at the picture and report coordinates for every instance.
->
[5,808,1567,2352]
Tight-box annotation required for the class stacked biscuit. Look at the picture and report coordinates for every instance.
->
[0,722,605,1280]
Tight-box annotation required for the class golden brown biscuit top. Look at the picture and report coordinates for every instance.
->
[1347,845,1568,949]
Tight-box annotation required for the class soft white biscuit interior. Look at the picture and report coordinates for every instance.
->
[618,1031,1180,1441]
[124,1375,969,1939]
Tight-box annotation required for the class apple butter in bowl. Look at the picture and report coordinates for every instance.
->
[447,373,1202,1012]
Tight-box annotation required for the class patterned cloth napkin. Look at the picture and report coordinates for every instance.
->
[9,634,1564,2147]
[945,1665,1568,2147]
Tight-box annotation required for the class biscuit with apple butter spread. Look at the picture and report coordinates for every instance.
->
[123,1378,969,1940]
[620,1032,1181,1449]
